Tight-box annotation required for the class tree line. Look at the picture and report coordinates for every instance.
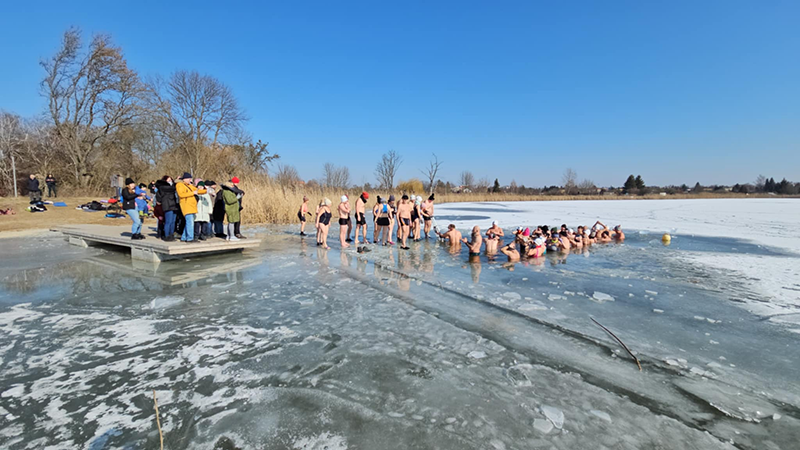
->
[0,28,276,196]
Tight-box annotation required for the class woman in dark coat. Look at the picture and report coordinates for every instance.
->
[155,176,179,241]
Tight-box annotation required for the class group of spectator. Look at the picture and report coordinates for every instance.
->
[121,173,246,242]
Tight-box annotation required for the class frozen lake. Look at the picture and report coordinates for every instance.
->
[0,199,798,449]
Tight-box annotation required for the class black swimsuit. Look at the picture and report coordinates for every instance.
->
[320,211,331,226]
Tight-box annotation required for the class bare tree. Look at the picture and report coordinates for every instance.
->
[509,179,518,193]
[323,163,351,189]
[562,168,577,193]
[375,150,402,189]
[754,174,766,191]
[474,177,490,191]
[0,112,20,194]
[459,171,475,188]
[420,153,443,194]
[578,179,596,193]
[275,163,301,187]
[147,70,247,174]
[41,28,143,187]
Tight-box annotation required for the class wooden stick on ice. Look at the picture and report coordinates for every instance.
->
[153,390,164,450]
[591,317,642,371]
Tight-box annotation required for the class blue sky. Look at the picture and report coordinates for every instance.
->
[1,1,798,187]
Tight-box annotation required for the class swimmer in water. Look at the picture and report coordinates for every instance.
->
[461,226,483,256]
[500,242,521,262]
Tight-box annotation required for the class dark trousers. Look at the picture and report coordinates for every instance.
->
[46,184,57,197]
[234,222,241,236]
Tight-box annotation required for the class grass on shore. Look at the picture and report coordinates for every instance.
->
[0,180,786,234]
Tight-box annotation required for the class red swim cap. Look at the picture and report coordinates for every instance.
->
[362,191,369,199]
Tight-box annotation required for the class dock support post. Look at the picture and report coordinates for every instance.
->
[68,236,88,248]
[131,246,164,265]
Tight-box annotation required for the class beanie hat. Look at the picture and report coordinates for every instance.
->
[362,191,369,199]
[388,195,395,202]
[197,181,205,187]
[181,172,192,180]
[125,177,134,185]
[341,195,348,203]
[231,176,240,184]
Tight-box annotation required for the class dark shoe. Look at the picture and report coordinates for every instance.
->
[345,238,353,242]
[235,234,247,239]
[300,232,307,236]
[198,235,207,241]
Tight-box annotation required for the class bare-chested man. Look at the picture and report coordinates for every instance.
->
[486,220,504,245]
[422,194,435,238]
[354,192,369,245]
[338,195,351,248]
[436,224,462,247]
[396,194,413,249]
[500,242,520,261]
[298,196,310,236]
[461,226,483,256]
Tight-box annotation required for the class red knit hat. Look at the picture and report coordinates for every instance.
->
[362,191,369,199]
[231,176,240,184]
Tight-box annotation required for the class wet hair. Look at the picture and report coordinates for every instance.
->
[448,224,455,229]
[561,224,567,230]
[541,225,549,233]
[402,194,409,200]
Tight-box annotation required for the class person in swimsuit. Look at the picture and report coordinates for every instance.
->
[528,237,546,258]
[461,226,483,256]
[372,196,382,244]
[500,241,520,262]
[338,195,351,248]
[297,197,310,236]
[485,230,499,255]
[375,197,392,245]
[387,195,397,245]
[397,194,412,249]
[355,192,369,245]
[316,198,333,249]
[410,196,421,241]
[436,223,462,248]
[421,194,435,238]
[486,220,504,245]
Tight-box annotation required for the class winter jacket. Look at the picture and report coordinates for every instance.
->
[196,191,212,222]
[26,178,40,193]
[212,190,226,222]
[155,181,179,212]
[175,182,207,216]
[222,187,240,223]
[121,188,138,211]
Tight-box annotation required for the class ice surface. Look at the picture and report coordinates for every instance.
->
[591,292,615,303]
[1,207,798,449]
[541,405,565,429]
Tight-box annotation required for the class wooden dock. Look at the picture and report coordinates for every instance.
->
[54,225,261,263]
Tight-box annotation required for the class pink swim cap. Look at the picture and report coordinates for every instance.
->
[522,228,530,237]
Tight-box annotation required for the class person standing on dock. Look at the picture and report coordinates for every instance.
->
[155,176,178,241]
[121,177,144,240]
[222,179,241,241]
[229,177,246,239]
[176,172,206,243]
[195,181,212,241]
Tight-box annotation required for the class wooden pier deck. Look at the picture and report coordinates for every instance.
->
[54,225,261,263]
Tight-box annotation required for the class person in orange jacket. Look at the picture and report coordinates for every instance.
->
[175,172,207,242]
